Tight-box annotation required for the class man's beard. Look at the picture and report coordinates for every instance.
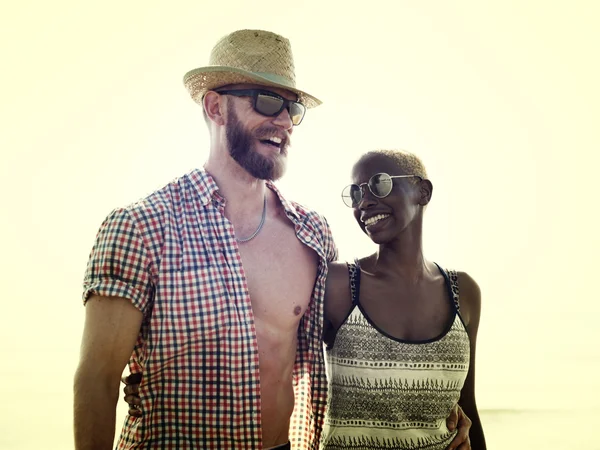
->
[225,105,289,181]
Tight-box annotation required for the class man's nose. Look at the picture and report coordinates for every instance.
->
[272,107,294,131]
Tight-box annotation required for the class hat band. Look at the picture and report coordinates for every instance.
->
[253,72,295,89]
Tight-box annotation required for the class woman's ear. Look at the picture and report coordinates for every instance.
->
[418,179,433,206]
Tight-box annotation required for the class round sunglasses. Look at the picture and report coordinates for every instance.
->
[216,88,306,126]
[341,173,422,208]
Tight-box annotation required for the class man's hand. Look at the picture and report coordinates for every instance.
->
[121,372,143,417]
[446,403,472,450]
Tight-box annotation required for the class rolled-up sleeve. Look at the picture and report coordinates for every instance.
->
[82,208,153,314]
[322,216,338,263]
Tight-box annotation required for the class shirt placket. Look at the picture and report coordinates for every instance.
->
[212,197,263,448]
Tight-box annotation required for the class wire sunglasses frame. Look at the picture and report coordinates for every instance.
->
[341,172,422,208]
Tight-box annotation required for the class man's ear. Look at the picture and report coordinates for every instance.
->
[203,91,226,125]
[418,179,433,206]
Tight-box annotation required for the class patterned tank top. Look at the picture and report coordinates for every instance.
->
[321,261,470,450]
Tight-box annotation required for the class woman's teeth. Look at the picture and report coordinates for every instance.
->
[364,214,390,227]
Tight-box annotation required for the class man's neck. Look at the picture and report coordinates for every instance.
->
[204,156,268,222]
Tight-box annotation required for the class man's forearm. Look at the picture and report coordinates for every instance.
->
[74,366,120,450]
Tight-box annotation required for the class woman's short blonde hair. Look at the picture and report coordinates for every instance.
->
[358,149,428,182]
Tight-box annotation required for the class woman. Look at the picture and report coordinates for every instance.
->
[322,149,485,449]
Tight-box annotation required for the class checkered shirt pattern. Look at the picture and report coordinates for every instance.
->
[82,168,338,450]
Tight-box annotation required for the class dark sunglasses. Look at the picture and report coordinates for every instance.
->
[341,173,422,208]
[216,89,306,126]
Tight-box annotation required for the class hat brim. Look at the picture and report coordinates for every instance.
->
[183,66,322,109]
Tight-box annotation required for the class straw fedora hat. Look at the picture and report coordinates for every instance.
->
[183,29,321,109]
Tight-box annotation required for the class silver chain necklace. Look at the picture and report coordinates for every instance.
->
[236,195,267,243]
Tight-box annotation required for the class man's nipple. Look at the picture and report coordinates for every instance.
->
[293,305,302,316]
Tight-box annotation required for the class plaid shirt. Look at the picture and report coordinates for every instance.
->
[83,168,338,449]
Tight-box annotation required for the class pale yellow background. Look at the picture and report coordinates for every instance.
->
[1,1,599,449]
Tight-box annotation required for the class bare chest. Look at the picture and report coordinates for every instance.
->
[237,221,319,328]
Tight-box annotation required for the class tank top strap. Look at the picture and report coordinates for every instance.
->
[435,263,461,312]
[446,268,461,312]
[346,258,362,306]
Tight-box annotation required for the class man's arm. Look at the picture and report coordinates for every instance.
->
[446,404,472,450]
[74,295,143,450]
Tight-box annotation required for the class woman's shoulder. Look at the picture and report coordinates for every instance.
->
[456,271,481,304]
[326,262,352,298]
[456,271,482,329]
[326,257,368,292]
[325,261,355,330]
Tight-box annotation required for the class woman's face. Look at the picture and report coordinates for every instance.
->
[350,153,427,244]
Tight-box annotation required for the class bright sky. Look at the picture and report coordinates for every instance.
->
[1,1,599,449]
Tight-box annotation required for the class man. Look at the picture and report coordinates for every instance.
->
[74,29,470,450]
